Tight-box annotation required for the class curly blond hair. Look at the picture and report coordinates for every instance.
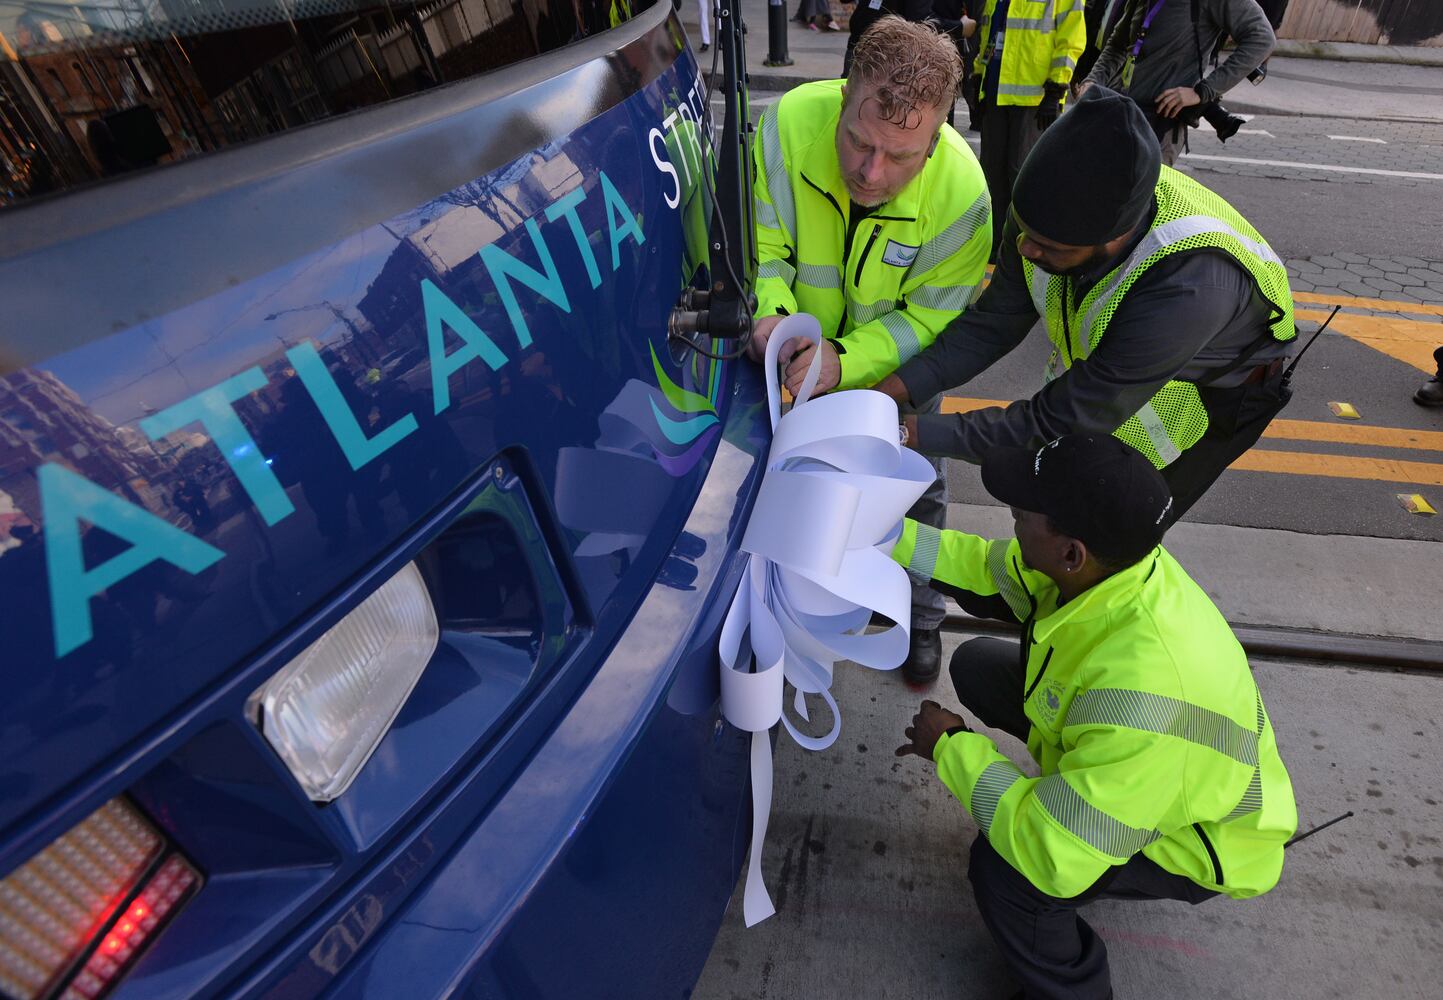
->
[847,16,963,129]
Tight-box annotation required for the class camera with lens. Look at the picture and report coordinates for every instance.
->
[1182,100,1246,142]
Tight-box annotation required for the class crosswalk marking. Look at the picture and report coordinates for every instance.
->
[1237,128,1273,137]
[1181,152,1443,181]
[1327,135,1387,144]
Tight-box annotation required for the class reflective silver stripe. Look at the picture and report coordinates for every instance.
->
[911,283,978,312]
[880,310,923,363]
[1079,214,1285,343]
[1224,691,1268,821]
[1095,0,1122,46]
[849,298,895,326]
[1223,769,1264,821]
[1065,689,1260,767]
[758,258,796,284]
[1028,263,1049,317]
[911,189,991,278]
[986,539,1032,620]
[997,82,1046,98]
[760,110,796,238]
[971,760,1025,835]
[1036,775,1161,858]
[1007,17,1056,32]
[1051,55,1077,72]
[908,523,942,579]
[755,197,780,231]
[797,262,842,289]
[1135,401,1183,466]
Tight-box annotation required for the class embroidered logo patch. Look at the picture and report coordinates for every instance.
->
[1033,680,1066,727]
[881,240,919,267]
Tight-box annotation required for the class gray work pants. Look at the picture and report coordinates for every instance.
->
[950,637,1217,1000]
[979,105,1043,257]
[903,395,947,631]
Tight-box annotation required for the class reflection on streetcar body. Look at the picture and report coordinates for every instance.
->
[0,3,760,998]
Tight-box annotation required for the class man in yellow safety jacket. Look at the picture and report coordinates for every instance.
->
[749,15,992,684]
[970,0,1086,257]
[877,84,1295,525]
[894,433,1296,1000]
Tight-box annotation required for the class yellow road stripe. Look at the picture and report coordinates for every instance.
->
[939,396,1443,451]
[1293,289,1443,319]
[938,397,1443,479]
[1267,417,1443,452]
[1231,450,1443,487]
[1296,307,1440,373]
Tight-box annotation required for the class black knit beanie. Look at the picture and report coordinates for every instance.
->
[1010,86,1162,247]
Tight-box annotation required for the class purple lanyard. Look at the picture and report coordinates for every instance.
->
[1130,0,1171,60]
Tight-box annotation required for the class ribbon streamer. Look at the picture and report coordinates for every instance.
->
[719,314,935,926]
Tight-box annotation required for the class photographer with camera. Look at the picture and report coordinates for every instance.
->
[1079,0,1275,164]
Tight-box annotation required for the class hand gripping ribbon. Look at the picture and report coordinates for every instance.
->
[718,314,935,925]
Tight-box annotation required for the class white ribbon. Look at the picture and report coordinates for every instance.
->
[719,314,935,925]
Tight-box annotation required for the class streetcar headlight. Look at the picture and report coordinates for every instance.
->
[249,562,439,802]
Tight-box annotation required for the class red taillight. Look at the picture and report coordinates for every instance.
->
[0,799,200,1000]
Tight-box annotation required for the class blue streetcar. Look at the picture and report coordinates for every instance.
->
[0,1,761,996]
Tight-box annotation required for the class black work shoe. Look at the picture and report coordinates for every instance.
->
[902,627,942,686]
[1415,371,1443,407]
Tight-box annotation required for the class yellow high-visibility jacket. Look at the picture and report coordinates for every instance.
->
[893,520,1298,900]
[753,80,992,389]
[975,0,1087,106]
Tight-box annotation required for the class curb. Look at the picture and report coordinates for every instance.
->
[1274,38,1443,68]
[723,76,1443,126]
[717,70,821,93]
[1224,101,1443,125]
[941,614,1443,673]
[722,87,1443,126]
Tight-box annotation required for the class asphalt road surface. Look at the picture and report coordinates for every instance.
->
[734,93,1443,542]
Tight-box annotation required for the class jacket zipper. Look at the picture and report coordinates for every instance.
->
[854,224,881,288]
[1023,647,1055,701]
[1194,822,1225,885]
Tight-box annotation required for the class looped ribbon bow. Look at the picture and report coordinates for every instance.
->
[719,313,936,926]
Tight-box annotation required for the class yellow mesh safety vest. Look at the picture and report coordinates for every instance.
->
[1021,167,1295,468]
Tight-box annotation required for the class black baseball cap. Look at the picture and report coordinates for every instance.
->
[981,435,1173,564]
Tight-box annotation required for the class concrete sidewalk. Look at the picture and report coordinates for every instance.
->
[684,0,1443,123]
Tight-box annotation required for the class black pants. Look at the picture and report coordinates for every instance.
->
[951,638,1217,1000]
[905,395,948,630]
[979,105,1043,258]
[1160,369,1294,526]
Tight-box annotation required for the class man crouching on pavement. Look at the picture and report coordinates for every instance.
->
[893,434,1296,1000]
